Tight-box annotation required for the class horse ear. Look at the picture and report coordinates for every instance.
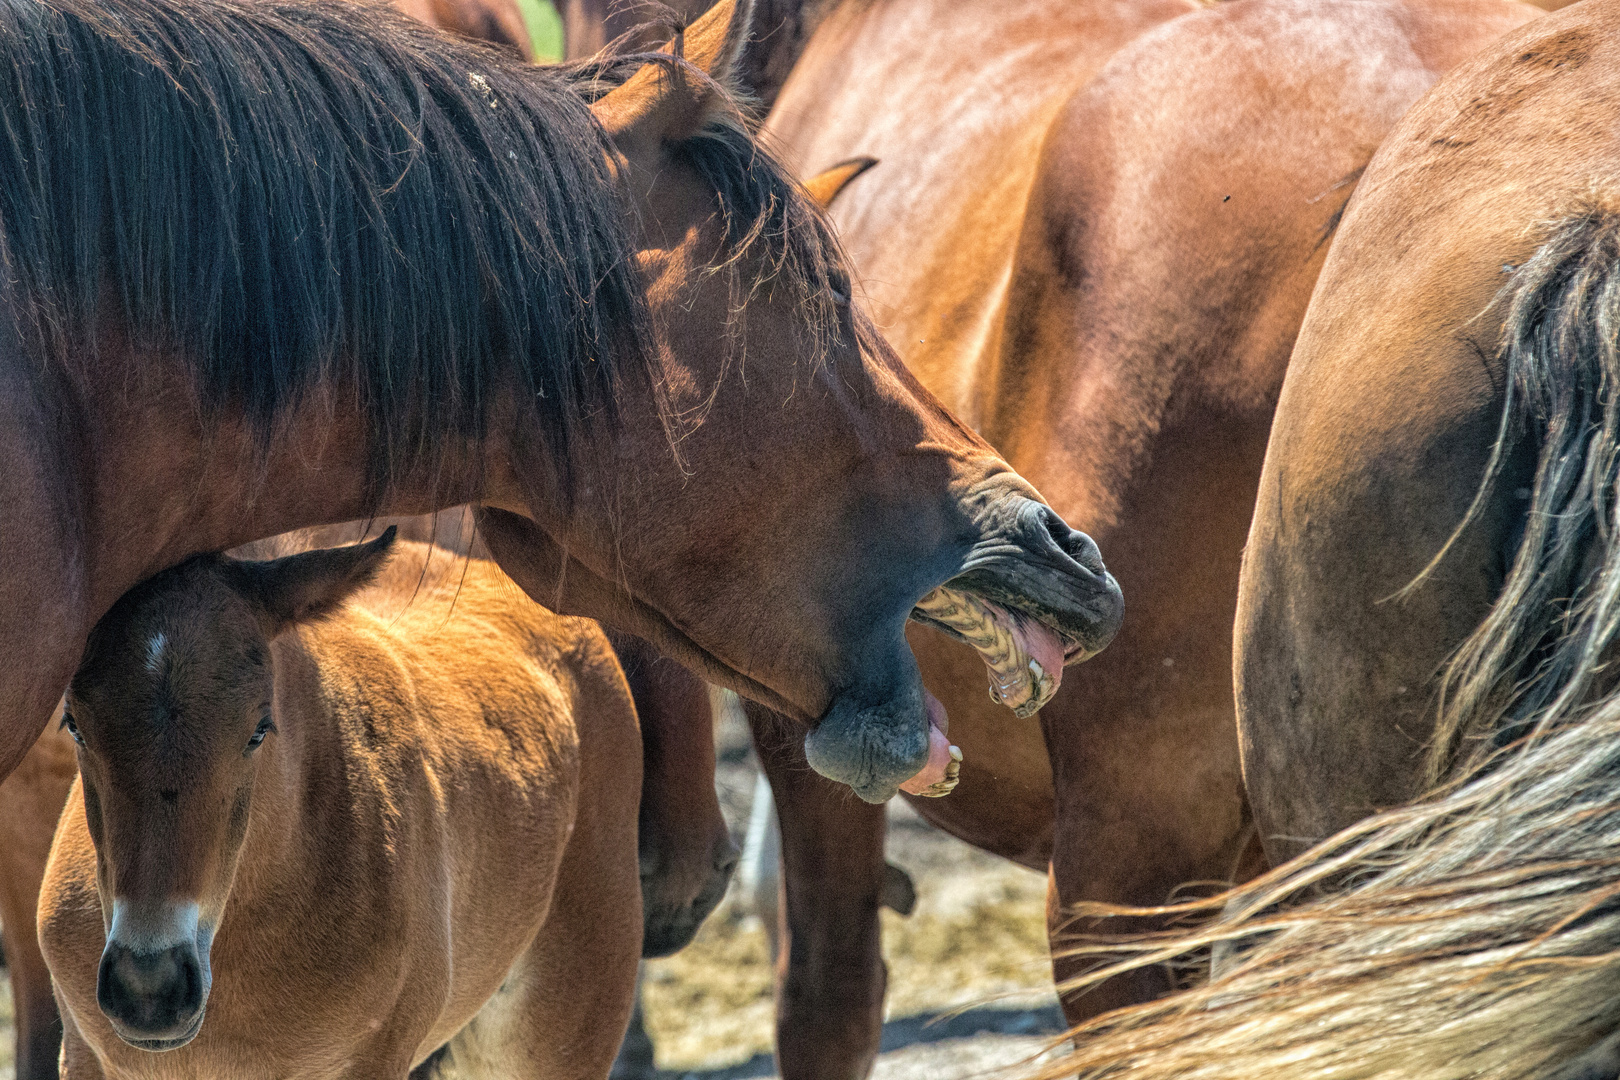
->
[802,157,877,209]
[592,0,754,154]
[230,527,398,635]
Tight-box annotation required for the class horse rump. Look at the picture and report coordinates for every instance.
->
[1018,205,1620,1080]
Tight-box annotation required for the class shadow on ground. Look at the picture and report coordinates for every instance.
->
[664,1005,1066,1080]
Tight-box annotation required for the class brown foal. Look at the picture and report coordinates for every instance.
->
[41,534,644,1078]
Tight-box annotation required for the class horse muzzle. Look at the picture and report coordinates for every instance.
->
[97,900,213,1051]
[807,494,1122,803]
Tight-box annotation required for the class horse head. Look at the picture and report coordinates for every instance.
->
[63,531,397,1051]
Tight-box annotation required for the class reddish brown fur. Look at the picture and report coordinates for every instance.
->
[279,511,735,956]
[758,0,1539,1069]
[41,538,645,1077]
[0,0,1120,842]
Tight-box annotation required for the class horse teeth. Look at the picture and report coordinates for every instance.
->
[948,744,963,763]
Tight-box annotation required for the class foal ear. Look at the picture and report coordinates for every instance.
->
[592,0,754,154]
[231,528,398,635]
[802,157,877,210]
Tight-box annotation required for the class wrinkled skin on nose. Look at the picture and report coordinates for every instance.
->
[97,901,213,1051]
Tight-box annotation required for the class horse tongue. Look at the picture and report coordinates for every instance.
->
[1011,617,1066,700]
[899,690,961,798]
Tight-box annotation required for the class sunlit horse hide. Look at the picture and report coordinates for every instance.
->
[40,533,646,1077]
[0,0,1122,836]
[279,510,736,957]
[997,4,1620,1078]
[751,0,1539,1070]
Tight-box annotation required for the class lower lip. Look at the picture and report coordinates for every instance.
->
[117,1012,205,1053]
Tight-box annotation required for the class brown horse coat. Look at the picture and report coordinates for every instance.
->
[994,6,1620,1076]
[757,0,1538,1066]
[0,0,1123,854]
[42,537,644,1078]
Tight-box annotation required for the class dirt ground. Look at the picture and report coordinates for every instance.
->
[0,702,1065,1080]
[634,703,1066,1080]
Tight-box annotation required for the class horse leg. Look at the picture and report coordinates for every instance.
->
[0,373,89,785]
[1041,693,1254,1022]
[0,722,77,1080]
[425,678,643,1080]
[607,632,737,958]
[748,701,887,1080]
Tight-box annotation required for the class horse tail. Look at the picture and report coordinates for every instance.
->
[1425,204,1620,782]
[1017,207,1620,1080]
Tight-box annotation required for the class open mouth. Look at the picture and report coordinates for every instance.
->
[898,584,1082,799]
[911,585,1070,719]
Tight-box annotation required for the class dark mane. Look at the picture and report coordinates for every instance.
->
[0,0,651,489]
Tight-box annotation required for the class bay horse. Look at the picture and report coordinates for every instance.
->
[0,0,1124,832]
[0,508,733,1079]
[753,0,1538,1073]
[983,3,1620,1076]
[39,531,648,1076]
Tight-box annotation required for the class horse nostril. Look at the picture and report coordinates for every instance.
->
[97,940,205,1036]
[1040,508,1107,576]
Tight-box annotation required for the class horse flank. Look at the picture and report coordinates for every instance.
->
[0,0,843,490]
[1033,208,1620,1079]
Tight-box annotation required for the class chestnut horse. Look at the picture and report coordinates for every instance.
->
[0,509,733,1079]
[985,5,1620,1077]
[40,532,646,1076]
[752,0,1538,1073]
[0,0,1122,830]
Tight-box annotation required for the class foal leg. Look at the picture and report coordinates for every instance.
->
[748,702,888,1080]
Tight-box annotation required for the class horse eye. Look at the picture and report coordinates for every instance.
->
[246,716,275,753]
[61,712,84,746]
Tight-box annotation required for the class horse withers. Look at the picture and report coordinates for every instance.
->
[39,531,644,1078]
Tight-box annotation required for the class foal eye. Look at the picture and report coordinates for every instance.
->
[61,712,84,746]
[246,716,275,754]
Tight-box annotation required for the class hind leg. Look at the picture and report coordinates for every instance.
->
[1236,318,1522,862]
[425,692,643,1080]
[422,831,641,1080]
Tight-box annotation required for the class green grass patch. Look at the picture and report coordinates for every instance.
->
[514,0,564,62]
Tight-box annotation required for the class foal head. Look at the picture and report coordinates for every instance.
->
[64,531,396,1051]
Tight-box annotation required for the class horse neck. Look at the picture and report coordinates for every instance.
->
[70,354,493,618]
